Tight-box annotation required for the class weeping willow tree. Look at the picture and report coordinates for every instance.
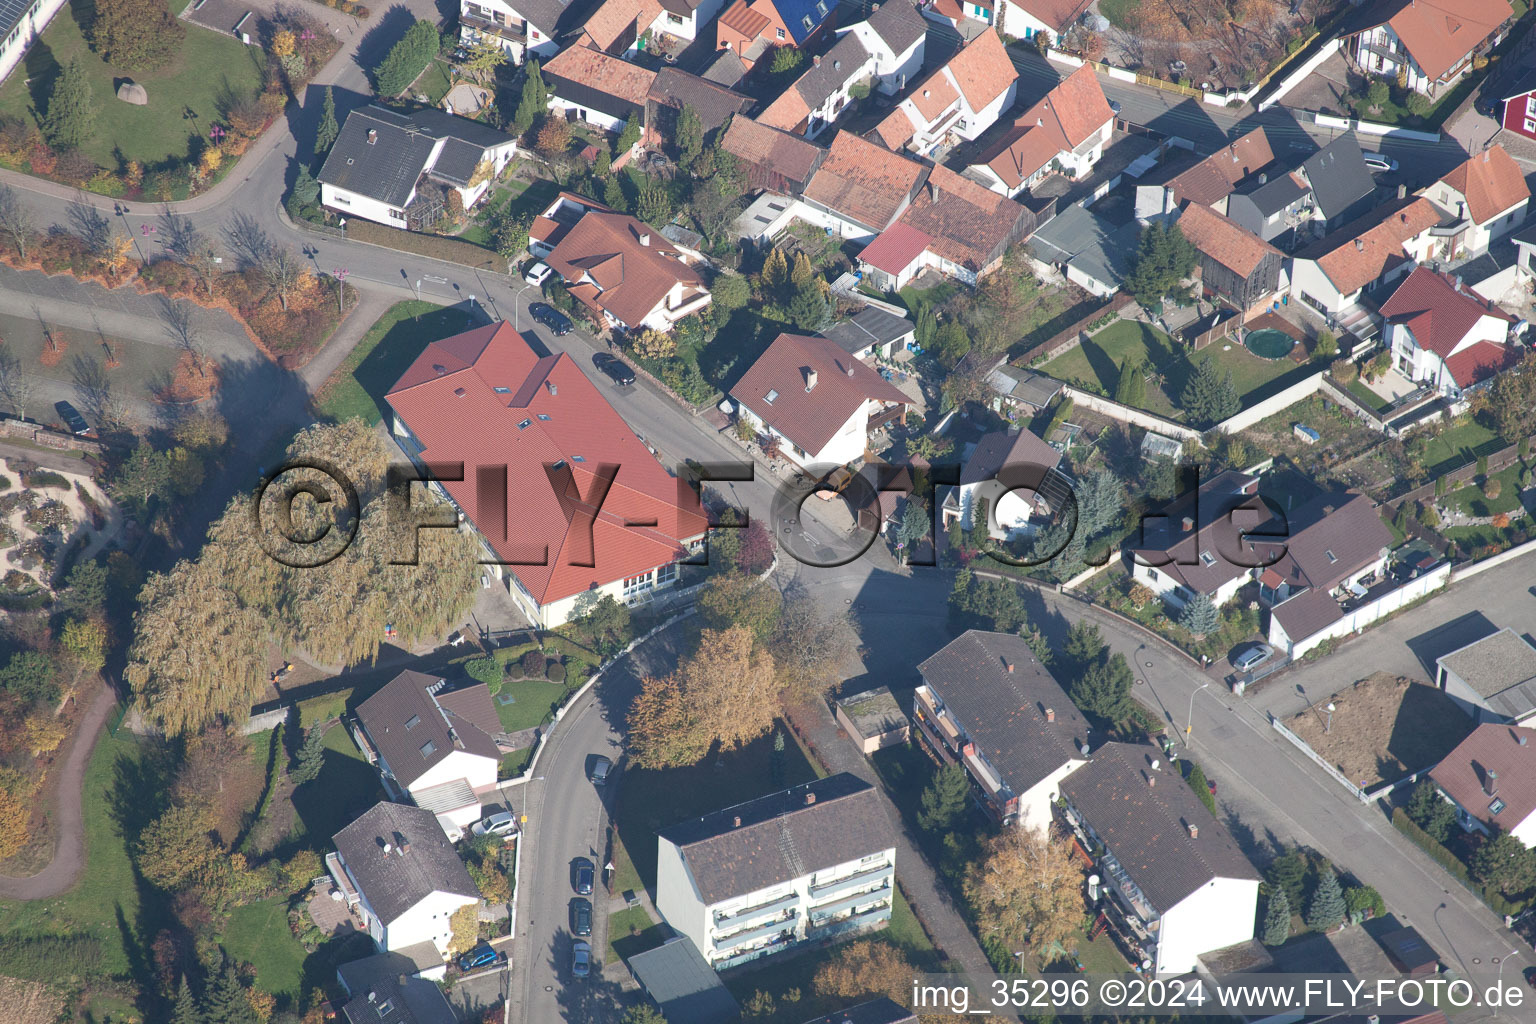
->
[126,423,481,734]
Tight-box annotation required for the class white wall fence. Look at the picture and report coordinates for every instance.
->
[1256,38,1342,111]
[240,705,293,736]
[1214,369,1327,435]
[1269,713,1371,802]
[1304,109,1441,142]
[1451,536,1536,580]
[1061,384,1203,441]
[1288,562,1452,659]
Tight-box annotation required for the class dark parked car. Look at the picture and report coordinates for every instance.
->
[530,302,572,335]
[589,755,612,785]
[54,400,89,435]
[569,897,592,937]
[593,352,635,386]
[572,857,595,895]
[456,944,506,972]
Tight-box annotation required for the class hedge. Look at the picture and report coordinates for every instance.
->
[0,934,105,982]
[25,470,69,489]
[374,20,440,96]
[1390,807,1532,916]
[465,657,501,687]
[344,219,505,271]
[0,588,53,611]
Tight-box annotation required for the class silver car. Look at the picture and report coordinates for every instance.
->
[471,811,517,837]
[1233,643,1273,672]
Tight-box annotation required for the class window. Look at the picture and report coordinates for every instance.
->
[1491,798,1507,815]
[776,27,785,38]
[538,413,551,420]
[623,570,655,597]
[802,14,813,30]
[420,740,437,756]
[551,460,566,470]
[493,386,511,393]
[333,194,350,205]
[1147,568,1160,581]
[656,561,677,584]
[376,1001,394,1018]
[572,455,586,462]
[765,388,779,404]
[815,0,828,15]
[518,418,532,429]
[1325,549,1337,563]
[668,11,683,22]
[404,714,421,730]
[1199,551,1216,567]
[1525,117,1536,134]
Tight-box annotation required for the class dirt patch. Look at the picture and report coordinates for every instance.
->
[1287,672,1476,789]
[0,977,64,1024]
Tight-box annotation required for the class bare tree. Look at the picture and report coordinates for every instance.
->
[260,245,304,311]
[69,353,121,427]
[0,184,32,260]
[0,348,19,417]
[162,211,223,298]
[224,210,272,268]
[67,194,113,256]
[159,296,208,376]
[11,369,34,423]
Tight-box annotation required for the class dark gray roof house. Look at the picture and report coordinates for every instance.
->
[1228,170,1313,244]
[657,773,893,905]
[701,47,748,88]
[646,68,753,137]
[801,998,917,1024]
[862,0,927,55]
[628,937,742,1024]
[318,105,517,210]
[819,306,915,359]
[355,670,502,791]
[1436,628,1536,724]
[1028,204,1141,295]
[331,802,478,925]
[988,364,1062,411]
[1299,135,1376,229]
[1060,741,1260,913]
[337,952,456,1024]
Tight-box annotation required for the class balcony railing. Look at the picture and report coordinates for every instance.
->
[712,916,796,952]
[806,884,892,923]
[808,862,893,902]
[713,890,799,927]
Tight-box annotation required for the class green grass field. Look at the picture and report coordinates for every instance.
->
[0,0,266,168]
[313,301,468,424]
[287,725,384,849]
[606,905,668,964]
[1423,417,1506,478]
[224,897,308,1002]
[493,677,569,733]
[1443,462,1531,518]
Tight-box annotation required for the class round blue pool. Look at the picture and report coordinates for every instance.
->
[1244,328,1296,359]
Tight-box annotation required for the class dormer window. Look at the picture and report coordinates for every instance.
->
[814,0,827,14]
[801,14,813,30]
[376,1001,394,1017]
[420,740,437,756]
[765,388,779,404]
[1199,551,1216,567]
[404,714,421,730]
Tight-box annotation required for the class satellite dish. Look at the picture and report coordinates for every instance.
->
[1151,758,1160,771]
[1088,875,1100,885]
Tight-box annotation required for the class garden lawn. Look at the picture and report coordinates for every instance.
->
[1423,418,1504,477]
[287,724,384,849]
[1039,321,1183,418]
[606,905,668,964]
[0,0,265,168]
[1442,462,1530,518]
[224,897,308,1002]
[313,301,467,423]
[499,746,532,777]
[1202,342,1314,406]
[493,678,569,733]
[614,725,818,892]
[1346,379,1393,413]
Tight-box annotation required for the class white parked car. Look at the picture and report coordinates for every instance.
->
[523,261,554,286]
[471,811,518,837]
[1363,152,1399,173]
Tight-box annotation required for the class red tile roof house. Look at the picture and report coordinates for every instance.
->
[856,164,1035,288]
[527,192,712,331]
[581,0,731,55]
[1286,195,1445,320]
[1348,0,1513,99]
[795,130,929,241]
[966,64,1115,199]
[993,0,1094,44]
[1259,492,1396,659]
[1418,145,1530,257]
[870,30,1019,158]
[1127,470,1274,612]
[715,0,837,70]
[542,41,657,134]
[1379,266,1519,402]
[1428,723,1536,847]
[1174,201,1285,315]
[1133,127,1275,221]
[385,321,709,627]
[728,332,910,470]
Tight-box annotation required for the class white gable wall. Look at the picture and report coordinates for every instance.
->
[1156,876,1259,974]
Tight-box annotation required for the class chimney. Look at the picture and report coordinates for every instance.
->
[1187,822,1199,839]
[1486,769,1499,796]
[1181,515,1194,532]
[733,815,742,827]
[545,380,558,396]
[1005,661,1015,673]
[1355,237,1366,251]
[805,368,818,391]
[929,179,941,203]
[805,791,817,805]
[845,363,855,377]
[1397,182,1407,199]
[1148,773,1156,787]
[1045,707,1056,722]
[1519,734,1529,746]
[1454,274,1464,292]
[814,54,821,66]
[367,129,378,145]
[639,231,651,246]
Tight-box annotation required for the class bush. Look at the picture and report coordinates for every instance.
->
[1344,884,1385,921]
[0,934,105,983]
[465,657,500,687]
[1485,478,1503,500]
[25,470,68,489]
[521,648,546,678]
[546,660,566,683]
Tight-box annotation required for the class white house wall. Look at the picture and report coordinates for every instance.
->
[410,749,500,795]
[1017,759,1086,835]
[322,183,410,229]
[0,0,68,85]
[1156,877,1259,974]
[385,892,480,957]
[656,837,710,955]
[548,94,626,133]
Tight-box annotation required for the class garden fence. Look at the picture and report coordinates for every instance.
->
[1269,712,1370,803]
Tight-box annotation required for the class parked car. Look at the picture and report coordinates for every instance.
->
[456,944,506,972]
[1363,152,1399,173]
[530,302,573,336]
[572,857,595,895]
[471,810,517,837]
[569,898,592,937]
[54,400,89,435]
[571,940,591,978]
[1232,643,1274,673]
[589,755,612,785]
[592,353,635,386]
[523,261,554,286]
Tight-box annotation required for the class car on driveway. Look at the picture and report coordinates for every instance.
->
[572,857,594,895]
[571,940,591,978]
[456,943,506,972]
[523,261,554,286]
[593,353,635,386]
[530,302,572,335]
[589,755,612,785]
[471,810,517,837]
[1232,642,1274,673]
[569,898,592,937]
[55,400,89,435]
[1363,152,1399,173]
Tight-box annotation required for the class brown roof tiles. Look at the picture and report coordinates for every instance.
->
[1438,144,1530,224]
[802,130,927,231]
[1371,0,1512,82]
[1302,196,1443,295]
[1176,202,1281,278]
[944,27,1017,112]
[1430,723,1536,832]
[544,42,657,105]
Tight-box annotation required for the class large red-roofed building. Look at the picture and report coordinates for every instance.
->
[386,321,709,626]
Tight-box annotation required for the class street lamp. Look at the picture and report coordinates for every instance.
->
[1325,701,1336,733]
[1184,681,1209,746]
[1494,949,1520,1017]
[333,268,349,313]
